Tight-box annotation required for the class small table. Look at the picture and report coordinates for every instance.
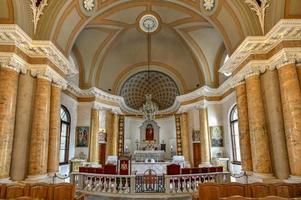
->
[70,159,86,172]
[216,158,230,171]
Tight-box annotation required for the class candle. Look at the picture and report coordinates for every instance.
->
[171,145,173,151]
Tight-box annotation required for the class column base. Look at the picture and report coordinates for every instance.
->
[249,172,278,183]
[285,175,301,183]
[0,178,12,183]
[26,174,49,182]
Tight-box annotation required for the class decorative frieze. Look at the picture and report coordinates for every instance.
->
[220,19,301,76]
[0,24,78,76]
[230,48,301,87]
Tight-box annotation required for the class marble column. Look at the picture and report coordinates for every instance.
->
[105,112,113,157]
[235,82,253,172]
[278,63,301,177]
[0,67,19,180]
[245,74,273,176]
[89,108,99,163]
[261,70,290,179]
[47,84,62,175]
[28,77,51,179]
[296,64,301,87]
[112,114,119,156]
[181,113,191,163]
[199,108,210,166]
[10,73,35,181]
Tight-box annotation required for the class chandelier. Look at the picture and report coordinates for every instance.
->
[139,14,159,121]
[140,94,158,121]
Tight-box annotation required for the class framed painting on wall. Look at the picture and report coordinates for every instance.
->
[76,126,89,147]
[210,126,223,147]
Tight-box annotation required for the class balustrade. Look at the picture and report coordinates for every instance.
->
[70,172,230,195]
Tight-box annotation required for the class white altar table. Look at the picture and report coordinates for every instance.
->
[132,161,171,175]
[134,150,165,162]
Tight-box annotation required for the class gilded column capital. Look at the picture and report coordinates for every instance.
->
[30,65,67,89]
[0,55,27,73]
[275,53,296,70]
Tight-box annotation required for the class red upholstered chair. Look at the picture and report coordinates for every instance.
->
[104,164,117,174]
[166,164,180,175]
[201,167,209,173]
[191,168,201,174]
[208,167,217,173]
[181,168,191,174]
[217,166,223,172]
[79,167,89,173]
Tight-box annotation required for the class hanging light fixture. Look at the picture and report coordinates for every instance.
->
[139,15,159,121]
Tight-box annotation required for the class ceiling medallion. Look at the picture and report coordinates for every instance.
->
[83,0,95,11]
[203,0,215,11]
[139,14,159,33]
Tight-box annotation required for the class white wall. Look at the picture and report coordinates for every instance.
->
[124,116,176,160]
[75,103,92,159]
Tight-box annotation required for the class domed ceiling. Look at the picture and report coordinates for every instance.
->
[120,71,180,110]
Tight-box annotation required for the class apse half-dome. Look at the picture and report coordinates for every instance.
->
[120,71,180,110]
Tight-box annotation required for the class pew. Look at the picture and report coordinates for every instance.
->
[195,182,301,200]
[0,183,84,200]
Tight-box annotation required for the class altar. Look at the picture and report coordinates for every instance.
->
[134,150,165,162]
[132,161,171,175]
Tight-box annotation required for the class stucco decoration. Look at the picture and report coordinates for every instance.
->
[30,0,48,34]
[120,71,180,110]
[203,0,215,11]
[245,0,270,34]
[139,14,159,33]
[83,0,95,11]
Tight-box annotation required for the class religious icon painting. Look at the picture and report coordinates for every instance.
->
[210,126,223,147]
[76,126,89,147]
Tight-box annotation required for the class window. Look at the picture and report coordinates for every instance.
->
[230,105,241,164]
[60,105,71,165]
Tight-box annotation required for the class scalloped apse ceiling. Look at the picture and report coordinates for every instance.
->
[120,71,180,110]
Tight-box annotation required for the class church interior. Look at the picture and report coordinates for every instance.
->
[0,0,301,199]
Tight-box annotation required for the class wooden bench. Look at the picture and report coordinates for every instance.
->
[0,183,84,200]
[193,182,301,200]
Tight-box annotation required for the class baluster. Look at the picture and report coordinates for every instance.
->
[112,177,117,193]
[102,177,107,192]
[176,177,181,193]
[99,177,103,191]
[182,177,187,193]
[118,177,123,193]
[188,176,193,192]
[108,177,112,193]
[124,177,129,193]
[172,178,176,193]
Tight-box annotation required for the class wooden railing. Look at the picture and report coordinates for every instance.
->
[70,172,230,195]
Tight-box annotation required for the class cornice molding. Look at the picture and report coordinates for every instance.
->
[0,24,78,76]
[0,54,28,73]
[219,19,301,75]
[230,48,301,86]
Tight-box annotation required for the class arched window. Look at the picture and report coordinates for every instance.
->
[60,106,71,165]
[230,105,241,164]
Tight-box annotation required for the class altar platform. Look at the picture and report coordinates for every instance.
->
[131,161,172,175]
